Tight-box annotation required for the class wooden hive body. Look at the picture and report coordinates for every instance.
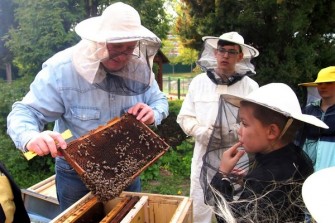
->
[51,192,193,223]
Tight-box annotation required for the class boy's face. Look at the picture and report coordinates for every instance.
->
[215,44,243,74]
[238,105,272,154]
[317,82,335,100]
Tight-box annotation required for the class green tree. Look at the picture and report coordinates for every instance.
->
[177,0,335,100]
[5,0,84,76]
[5,0,170,77]
[0,0,16,81]
[161,1,198,72]
[162,38,179,74]
[175,47,198,72]
[120,0,170,40]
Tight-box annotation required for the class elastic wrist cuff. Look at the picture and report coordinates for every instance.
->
[218,170,231,182]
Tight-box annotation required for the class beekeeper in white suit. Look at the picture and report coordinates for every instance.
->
[177,32,259,223]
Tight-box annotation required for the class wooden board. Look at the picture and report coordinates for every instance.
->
[51,192,193,223]
[27,175,58,200]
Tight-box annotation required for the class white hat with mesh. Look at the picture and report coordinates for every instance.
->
[72,2,160,95]
[223,83,328,128]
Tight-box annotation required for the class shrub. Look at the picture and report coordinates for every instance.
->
[0,75,54,187]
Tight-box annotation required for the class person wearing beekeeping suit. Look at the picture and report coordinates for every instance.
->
[177,31,259,223]
[7,2,168,211]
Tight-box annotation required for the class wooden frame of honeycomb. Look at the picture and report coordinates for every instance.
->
[60,114,170,201]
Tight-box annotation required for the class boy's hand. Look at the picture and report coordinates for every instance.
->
[219,142,245,174]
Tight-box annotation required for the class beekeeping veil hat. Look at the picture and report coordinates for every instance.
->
[223,83,328,129]
[302,166,335,223]
[204,32,259,58]
[197,32,259,79]
[72,2,161,95]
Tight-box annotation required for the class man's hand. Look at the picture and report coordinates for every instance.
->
[127,103,155,125]
[26,130,67,158]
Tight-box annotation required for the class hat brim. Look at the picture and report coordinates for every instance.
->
[75,17,158,43]
[223,94,328,129]
[202,36,259,58]
[298,82,318,87]
[302,166,335,223]
[299,80,335,87]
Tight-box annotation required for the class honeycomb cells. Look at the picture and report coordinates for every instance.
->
[64,114,170,201]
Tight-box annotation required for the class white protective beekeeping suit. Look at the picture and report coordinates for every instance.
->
[177,32,259,223]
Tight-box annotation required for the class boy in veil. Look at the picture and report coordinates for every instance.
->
[209,83,328,223]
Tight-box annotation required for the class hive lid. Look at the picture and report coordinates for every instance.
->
[60,114,170,201]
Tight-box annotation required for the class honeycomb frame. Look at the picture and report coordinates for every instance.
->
[61,114,170,201]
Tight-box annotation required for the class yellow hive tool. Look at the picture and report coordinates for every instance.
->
[23,129,73,161]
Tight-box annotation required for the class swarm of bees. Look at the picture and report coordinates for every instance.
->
[64,114,170,202]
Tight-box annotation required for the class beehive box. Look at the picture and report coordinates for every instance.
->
[50,192,193,223]
[22,175,62,222]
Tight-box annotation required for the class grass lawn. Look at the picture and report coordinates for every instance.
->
[162,72,197,96]
[142,168,190,196]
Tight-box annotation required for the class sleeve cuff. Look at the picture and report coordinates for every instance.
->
[20,131,40,152]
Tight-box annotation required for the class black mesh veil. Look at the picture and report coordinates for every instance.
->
[94,38,159,95]
[200,95,253,206]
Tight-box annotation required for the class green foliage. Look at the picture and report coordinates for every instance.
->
[161,38,179,65]
[3,0,170,78]
[0,75,55,187]
[161,35,199,68]
[160,138,193,177]
[0,143,54,188]
[141,138,193,196]
[5,0,83,76]
[175,47,198,69]
[124,0,170,40]
[177,0,335,97]
[0,0,15,64]
[168,99,183,114]
[0,75,34,134]
[140,161,161,181]
[142,100,193,185]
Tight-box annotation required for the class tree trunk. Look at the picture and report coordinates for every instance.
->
[5,63,12,83]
